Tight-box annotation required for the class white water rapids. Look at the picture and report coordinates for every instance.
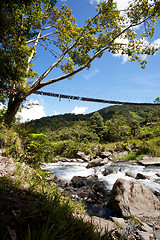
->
[41,161,160,194]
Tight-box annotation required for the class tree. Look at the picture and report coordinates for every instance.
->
[105,112,130,141]
[90,112,104,129]
[90,112,105,140]
[129,118,140,136]
[1,0,160,124]
[154,97,160,104]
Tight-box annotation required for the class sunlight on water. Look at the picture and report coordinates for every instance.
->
[41,161,160,193]
[41,162,94,182]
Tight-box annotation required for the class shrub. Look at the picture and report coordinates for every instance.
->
[0,123,23,156]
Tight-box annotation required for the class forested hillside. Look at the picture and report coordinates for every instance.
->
[96,105,160,122]
[17,104,160,165]
[30,104,160,131]
[1,104,160,166]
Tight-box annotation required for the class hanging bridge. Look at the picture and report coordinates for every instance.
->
[34,90,160,106]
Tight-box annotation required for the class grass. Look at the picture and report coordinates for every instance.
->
[0,160,115,240]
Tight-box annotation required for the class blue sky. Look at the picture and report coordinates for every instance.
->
[18,0,160,122]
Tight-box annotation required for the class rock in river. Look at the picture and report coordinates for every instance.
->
[139,156,160,166]
[102,166,119,176]
[86,157,102,168]
[109,178,160,218]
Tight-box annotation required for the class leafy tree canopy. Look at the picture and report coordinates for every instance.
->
[0,0,160,124]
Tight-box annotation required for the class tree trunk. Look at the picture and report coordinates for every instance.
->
[4,95,24,125]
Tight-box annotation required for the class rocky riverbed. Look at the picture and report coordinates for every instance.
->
[1,148,160,240]
[42,151,160,240]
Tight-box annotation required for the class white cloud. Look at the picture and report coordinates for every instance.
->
[89,0,100,4]
[18,100,46,123]
[152,38,160,47]
[116,0,130,10]
[115,37,129,45]
[53,110,59,115]
[72,106,88,115]
[84,68,99,80]
[113,51,130,63]
[113,42,130,63]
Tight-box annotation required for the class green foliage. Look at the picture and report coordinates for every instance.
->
[23,105,160,163]
[146,137,160,156]
[90,112,105,140]
[129,118,140,137]
[0,122,23,156]
[0,169,104,240]
[24,133,53,165]
[1,105,160,166]
[154,97,160,103]
[51,140,78,158]
[105,112,130,141]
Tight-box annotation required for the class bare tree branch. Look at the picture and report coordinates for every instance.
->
[29,11,102,91]
[32,16,152,93]
[26,32,54,44]
[30,41,79,90]
[38,42,60,57]
[28,5,154,95]
[42,25,55,31]
[26,29,42,75]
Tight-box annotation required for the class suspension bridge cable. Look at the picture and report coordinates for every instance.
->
[34,90,160,106]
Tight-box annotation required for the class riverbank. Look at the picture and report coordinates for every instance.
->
[1,147,160,240]
[0,149,107,240]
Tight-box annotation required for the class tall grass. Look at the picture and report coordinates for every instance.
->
[0,165,107,240]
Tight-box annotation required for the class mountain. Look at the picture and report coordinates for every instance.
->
[96,105,159,121]
[28,104,159,131]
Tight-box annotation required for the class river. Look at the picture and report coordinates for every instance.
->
[41,161,160,194]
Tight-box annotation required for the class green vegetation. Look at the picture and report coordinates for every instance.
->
[0,104,160,239]
[0,164,105,240]
[24,105,160,162]
[1,0,160,238]
[0,106,160,166]
[1,104,160,166]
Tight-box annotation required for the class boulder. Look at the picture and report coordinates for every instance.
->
[75,159,84,163]
[74,213,154,239]
[0,156,16,176]
[139,156,160,166]
[99,158,109,166]
[70,175,110,207]
[86,174,98,181]
[102,167,119,176]
[92,181,106,195]
[71,175,99,189]
[109,178,160,218]
[61,157,72,162]
[73,213,120,236]
[71,176,87,188]
[135,173,150,180]
[113,151,128,159]
[86,157,102,168]
[156,173,160,177]
[125,172,135,178]
[154,231,160,240]
[76,151,90,162]
[99,151,112,159]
